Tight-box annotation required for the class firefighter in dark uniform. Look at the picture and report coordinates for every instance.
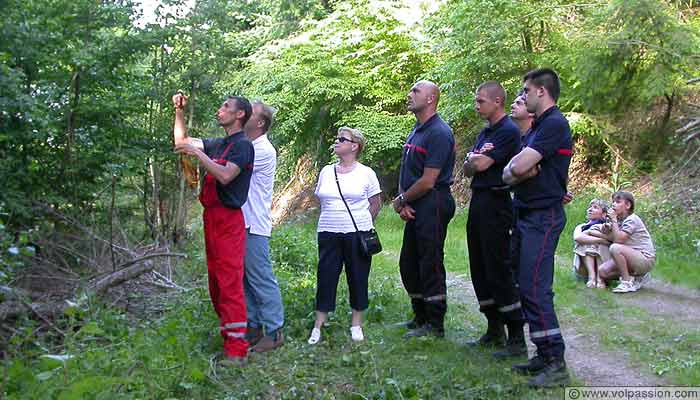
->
[393,80,456,338]
[463,81,525,358]
[503,68,572,387]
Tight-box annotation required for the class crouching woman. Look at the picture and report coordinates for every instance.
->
[589,191,656,293]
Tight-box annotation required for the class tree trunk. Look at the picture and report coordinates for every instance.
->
[149,157,162,244]
[63,69,81,196]
[662,92,675,129]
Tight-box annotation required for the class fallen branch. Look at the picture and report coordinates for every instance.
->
[113,252,186,271]
[88,261,154,297]
[1,253,186,322]
[88,253,185,297]
[150,270,187,291]
[677,118,700,133]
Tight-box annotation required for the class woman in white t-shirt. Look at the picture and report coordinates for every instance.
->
[307,127,382,344]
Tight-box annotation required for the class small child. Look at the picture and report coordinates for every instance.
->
[572,199,612,288]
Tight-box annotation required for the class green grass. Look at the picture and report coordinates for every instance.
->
[3,191,698,398]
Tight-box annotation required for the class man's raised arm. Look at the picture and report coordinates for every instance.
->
[172,92,203,149]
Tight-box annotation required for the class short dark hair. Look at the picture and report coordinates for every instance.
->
[476,81,507,106]
[612,191,635,214]
[227,95,252,126]
[523,68,561,102]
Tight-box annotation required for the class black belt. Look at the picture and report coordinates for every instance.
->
[473,185,511,192]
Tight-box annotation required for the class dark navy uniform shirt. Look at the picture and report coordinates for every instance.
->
[513,106,572,209]
[399,113,455,193]
[203,131,255,209]
[470,115,521,189]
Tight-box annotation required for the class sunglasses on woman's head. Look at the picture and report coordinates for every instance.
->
[335,136,356,143]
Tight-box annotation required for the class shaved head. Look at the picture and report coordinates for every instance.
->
[407,80,441,118]
[415,80,441,105]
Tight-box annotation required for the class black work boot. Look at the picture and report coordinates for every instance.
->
[404,317,425,329]
[528,357,570,388]
[493,321,527,359]
[468,319,505,347]
[393,317,424,330]
[512,353,547,375]
[403,323,445,339]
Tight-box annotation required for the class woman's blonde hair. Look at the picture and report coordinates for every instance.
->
[338,126,366,156]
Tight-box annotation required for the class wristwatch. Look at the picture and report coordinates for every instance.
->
[398,193,406,207]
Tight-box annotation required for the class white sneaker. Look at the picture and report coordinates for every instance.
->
[350,326,364,342]
[634,272,652,290]
[612,278,638,293]
[307,328,321,345]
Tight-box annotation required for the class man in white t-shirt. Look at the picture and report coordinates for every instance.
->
[242,101,285,352]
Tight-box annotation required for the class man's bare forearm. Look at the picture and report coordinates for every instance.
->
[403,177,434,203]
[502,162,529,185]
[197,154,240,185]
[502,162,539,185]
[173,108,188,144]
[463,157,477,177]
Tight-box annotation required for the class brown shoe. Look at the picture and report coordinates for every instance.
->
[245,327,263,346]
[250,331,284,353]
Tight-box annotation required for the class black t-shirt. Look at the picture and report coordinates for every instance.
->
[399,113,455,193]
[203,131,254,209]
[470,115,521,189]
[513,106,572,209]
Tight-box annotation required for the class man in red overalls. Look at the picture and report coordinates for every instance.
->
[172,92,255,366]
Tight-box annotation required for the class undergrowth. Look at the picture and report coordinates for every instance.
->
[2,187,698,398]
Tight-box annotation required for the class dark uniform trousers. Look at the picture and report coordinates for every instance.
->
[516,204,566,358]
[510,207,521,288]
[399,188,456,330]
[467,189,524,324]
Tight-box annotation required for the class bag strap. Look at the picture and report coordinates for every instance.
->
[333,165,360,233]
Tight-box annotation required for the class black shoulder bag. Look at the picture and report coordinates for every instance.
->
[333,165,382,256]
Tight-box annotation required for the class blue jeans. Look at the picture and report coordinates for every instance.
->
[243,231,284,335]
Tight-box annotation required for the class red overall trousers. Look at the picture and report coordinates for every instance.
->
[200,143,248,357]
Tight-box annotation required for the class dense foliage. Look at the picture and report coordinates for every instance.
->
[0,0,698,274]
[2,1,700,397]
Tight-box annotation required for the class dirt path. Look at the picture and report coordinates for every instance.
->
[613,276,700,329]
[445,272,668,386]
